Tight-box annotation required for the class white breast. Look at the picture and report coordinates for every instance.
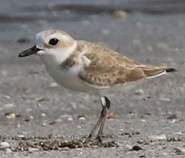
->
[45,65,100,95]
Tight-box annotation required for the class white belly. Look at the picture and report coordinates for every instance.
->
[45,66,100,94]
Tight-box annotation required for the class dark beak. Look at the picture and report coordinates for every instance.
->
[18,45,41,57]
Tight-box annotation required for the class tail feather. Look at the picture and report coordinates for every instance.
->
[143,67,176,79]
[166,68,177,73]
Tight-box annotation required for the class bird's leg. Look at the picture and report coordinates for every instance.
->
[84,96,111,144]
[96,96,111,143]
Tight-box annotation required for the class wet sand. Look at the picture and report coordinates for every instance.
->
[0,1,185,157]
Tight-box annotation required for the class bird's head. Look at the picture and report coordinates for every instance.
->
[19,30,77,65]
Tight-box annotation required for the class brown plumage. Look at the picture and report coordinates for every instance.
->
[71,40,176,87]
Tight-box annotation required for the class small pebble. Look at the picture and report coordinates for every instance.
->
[169,119,176,123]
[55,118,62,122]
[16,114,22,118]
[162,152,168,156]
[108,112,116,119]
[140,119,146,122]
[28,147,40,153]
[42,123,47,126]
[174,147,185,155]
[167,114,178,120]
[125,144,132,150]
[25,119,30,122]
[36,98,49,102]
[2,95,11,99]
[134,89,144,95]
[17,124,21,128]
[5,112,16,119]
[78,114,85,118]
[149,134,167,141]
[68,117,73,121]
[113,10,127,18]
[78,117,85,121]
[132,145,143,151]
[29,116,34,119]
[159,98,171,102]
[41,113,46,117]
[174,131,183,135]
[49,121,58,125]
[0,142,10,148]
[18,135,25,138]
[49,82,59,87]
[5,148,12,153]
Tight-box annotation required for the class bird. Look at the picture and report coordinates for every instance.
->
[18,30,176,144]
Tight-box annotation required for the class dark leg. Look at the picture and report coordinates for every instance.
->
[84,96,111,144]
[96,97,111,143]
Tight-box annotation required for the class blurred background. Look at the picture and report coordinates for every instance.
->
[1,0,185,62]
[0,0,185,156]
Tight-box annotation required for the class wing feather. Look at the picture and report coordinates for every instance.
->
[76,41,170,86]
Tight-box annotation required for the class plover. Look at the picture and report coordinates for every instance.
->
[18,30,176,144]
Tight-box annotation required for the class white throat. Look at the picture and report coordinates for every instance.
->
[39,41,77,67]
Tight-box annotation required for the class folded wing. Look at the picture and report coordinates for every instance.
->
[77,41,176,87]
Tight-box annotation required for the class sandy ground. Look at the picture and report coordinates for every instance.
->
[0,1,185,158]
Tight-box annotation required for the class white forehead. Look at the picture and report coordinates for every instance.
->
[35,30,71,47]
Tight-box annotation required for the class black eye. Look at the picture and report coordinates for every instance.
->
[49,38,59,46]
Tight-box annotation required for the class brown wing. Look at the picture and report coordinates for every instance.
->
[77,41,171,87]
